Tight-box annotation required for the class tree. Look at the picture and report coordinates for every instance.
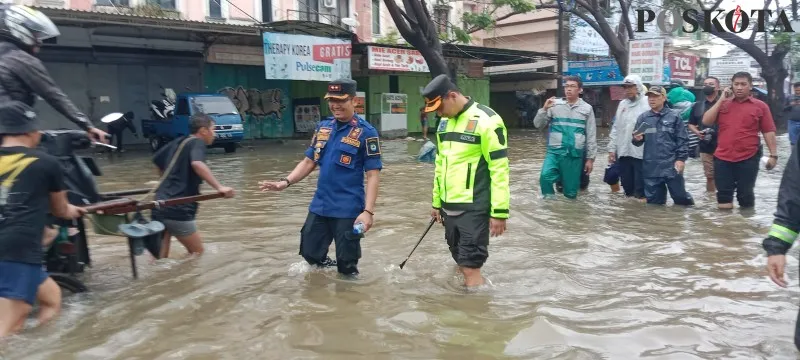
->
[538,0,794,126]
[382,0,535,77]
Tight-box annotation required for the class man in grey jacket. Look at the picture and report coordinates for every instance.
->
[534,76,597,199]
[609,74,650,199]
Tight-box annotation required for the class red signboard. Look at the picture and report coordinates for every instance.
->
[668,53,698,87]
[313,44,351,64]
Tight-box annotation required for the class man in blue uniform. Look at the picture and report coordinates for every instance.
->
[259,79,382,276]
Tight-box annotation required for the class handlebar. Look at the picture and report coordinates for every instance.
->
[39,130,92,154]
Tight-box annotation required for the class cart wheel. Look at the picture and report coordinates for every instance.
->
[50,273,88,293]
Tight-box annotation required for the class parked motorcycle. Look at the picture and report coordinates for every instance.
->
[150,86,176,121]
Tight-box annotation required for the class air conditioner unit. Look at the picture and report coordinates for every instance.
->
[322,0,336,9]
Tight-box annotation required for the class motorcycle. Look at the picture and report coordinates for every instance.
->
[150,86,176,121]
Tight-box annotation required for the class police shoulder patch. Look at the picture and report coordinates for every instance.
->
[476,103,497,117]
[437,119,448,132]
[366,137,381,156]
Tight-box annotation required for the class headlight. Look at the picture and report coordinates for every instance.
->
[230,124,243,130]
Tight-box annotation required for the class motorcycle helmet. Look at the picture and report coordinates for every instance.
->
[0,5,60,52]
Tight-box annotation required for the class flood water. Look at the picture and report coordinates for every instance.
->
[2,129,800,359]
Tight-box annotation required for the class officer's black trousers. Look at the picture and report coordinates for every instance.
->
[299,212,361,275]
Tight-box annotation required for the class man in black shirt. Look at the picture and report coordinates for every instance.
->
[688,76,720,192]
[0,101,85,338]
[151,113,234,258]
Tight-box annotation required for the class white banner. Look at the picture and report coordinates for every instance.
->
[367,46,429,72]
[262,32,352,81]
[709,57,758,87]
[628,38,664,84]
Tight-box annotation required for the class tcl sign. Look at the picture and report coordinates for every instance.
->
[668,53,697,86]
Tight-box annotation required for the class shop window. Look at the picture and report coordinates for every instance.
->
[96,0,129,6]
[372,0,380,34]
[175,98,189,116]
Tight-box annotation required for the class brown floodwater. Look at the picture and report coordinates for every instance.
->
[1,129,799,360]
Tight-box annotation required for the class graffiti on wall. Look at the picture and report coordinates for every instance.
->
[217,86,289,138]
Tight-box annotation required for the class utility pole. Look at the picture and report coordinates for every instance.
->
[556,0,574,97]
[556,8,564,97]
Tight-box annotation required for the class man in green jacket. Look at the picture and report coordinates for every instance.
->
[423,74,510,287]
[534,76,597,199]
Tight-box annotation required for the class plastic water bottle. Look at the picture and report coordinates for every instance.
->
[353,222,366,235]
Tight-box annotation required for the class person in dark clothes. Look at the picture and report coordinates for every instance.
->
[702,72,778,209]
[762,136,800,351]
[105,111,138,152]
[0,101,85,337]
[151,113,235,258]
[783,82,800,146]
[632,85,694,206]
[687,76,721,193]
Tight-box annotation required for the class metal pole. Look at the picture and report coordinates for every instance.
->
[556,8,564,97]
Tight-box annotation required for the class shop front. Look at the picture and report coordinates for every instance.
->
[351,43,494,137]
[203,29,353,140]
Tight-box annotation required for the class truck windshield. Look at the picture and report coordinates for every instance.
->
[190,97,239,116]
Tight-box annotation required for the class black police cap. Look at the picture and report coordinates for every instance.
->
[0,101,38,135]
[325,78,357,100]
[421,74,457,112]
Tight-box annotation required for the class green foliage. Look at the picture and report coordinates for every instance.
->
[131,3,181,18]
[376,29,402,45]
[455,0,535,43]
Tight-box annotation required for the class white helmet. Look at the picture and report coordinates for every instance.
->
[0,5,59,50]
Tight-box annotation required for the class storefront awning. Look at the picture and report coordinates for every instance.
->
[34,6,263,36]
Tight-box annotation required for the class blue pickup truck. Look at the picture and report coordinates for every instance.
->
[142,93,244,153]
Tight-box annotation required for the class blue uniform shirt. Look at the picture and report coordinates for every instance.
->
[304,115,383,218]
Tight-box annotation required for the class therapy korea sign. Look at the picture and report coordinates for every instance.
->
[262,32,352,81]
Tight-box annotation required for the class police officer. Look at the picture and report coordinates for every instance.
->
[763,135,800,350]
[423,74,510,288]
[259,79,382,276]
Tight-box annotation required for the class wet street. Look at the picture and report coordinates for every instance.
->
[2,129,800,359]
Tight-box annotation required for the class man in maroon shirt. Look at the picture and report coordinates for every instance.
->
[702,72,778,209]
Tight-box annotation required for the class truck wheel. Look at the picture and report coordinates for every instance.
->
[224,143,236,153]
[149,137,161,152]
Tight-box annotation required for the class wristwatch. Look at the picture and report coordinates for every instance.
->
[279,177,291,187]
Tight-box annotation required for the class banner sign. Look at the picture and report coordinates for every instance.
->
[709,57,757,87]
[628,38,665,84]
[367,46,429,72]
[668,53,698,87]
[262,32,352,81]
[563,60,624,86]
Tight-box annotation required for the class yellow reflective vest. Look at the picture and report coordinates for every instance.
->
[432,100,510,219]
